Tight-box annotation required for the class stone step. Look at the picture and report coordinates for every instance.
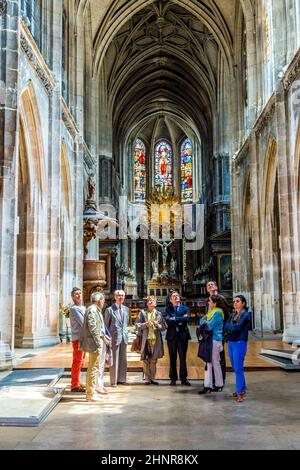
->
[260,347,300,370]
[261,348,295,360]
[259,353,300,370]
[0,386,65,426]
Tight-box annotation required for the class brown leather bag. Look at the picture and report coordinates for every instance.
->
[131,334,142,353]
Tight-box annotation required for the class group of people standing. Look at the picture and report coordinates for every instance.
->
[198,282,251,402]
[69,281,251,403]
[70,288,130,401]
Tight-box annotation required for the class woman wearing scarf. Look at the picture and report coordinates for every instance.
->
[225,295,251,403]
[136,296,166,385]
[199,295,224,394]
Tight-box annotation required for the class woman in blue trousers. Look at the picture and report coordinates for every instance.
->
[224,295,251,403]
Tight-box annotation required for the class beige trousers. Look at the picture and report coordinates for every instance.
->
[86,349,101,399]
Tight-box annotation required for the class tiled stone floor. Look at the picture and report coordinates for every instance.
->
[0,370,300,450]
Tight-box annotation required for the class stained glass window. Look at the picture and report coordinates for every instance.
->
[133,139,146,203]
[155,140,173,187]
[181,139,193,202]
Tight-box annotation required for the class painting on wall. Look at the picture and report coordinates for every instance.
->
[218,254,232,291]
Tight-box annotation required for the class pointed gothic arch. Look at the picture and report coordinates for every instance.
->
[261,136,278,222]
[260,135,283,331]
[16,82,48,347]
[19,81,46,204]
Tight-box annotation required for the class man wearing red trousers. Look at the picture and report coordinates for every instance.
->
[70,287,86,392]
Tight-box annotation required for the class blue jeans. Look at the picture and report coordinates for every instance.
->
[228,341,247,394]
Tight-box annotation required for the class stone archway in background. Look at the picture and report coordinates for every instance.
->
[15,83,48,348]
[60,142,74,308]
[261,136,283,331]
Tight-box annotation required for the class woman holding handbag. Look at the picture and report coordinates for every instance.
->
[198,295,224,395]
[135,296,166,385]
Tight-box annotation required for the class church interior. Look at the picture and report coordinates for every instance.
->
[1,0,300,450]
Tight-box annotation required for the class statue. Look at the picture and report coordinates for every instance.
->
[223,267,232,290]
[87,173,96,201]
[152,258,159,277]
[170,258,177,276]
[155,240,173,273]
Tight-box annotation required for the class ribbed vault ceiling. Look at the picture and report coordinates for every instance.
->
[85,0,252,148]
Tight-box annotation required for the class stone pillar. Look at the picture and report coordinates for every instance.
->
[121,239,128,267]
[131,240,137,275]
[74,136,84,285]
[99,156,113,203]
[0,0,20,368]
[231,161,241,293]
[249,133,264,331]
[276,86,300,343]
[245,11,259,127]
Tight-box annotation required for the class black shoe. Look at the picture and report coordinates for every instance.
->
[212,386,223,392]
[198,387,212,395]
[181,380,191,386]
[117,382,127,385]
[144,381,151,385]
[71,386,86,393]
[151,380,159,385]
[170,381,177,386]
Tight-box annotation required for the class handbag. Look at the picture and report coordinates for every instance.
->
[105,346,113,366]
[131,334,142,353]
[197,327,213,363]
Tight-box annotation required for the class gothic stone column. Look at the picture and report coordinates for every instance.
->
[276,86,300,343]
[0,0,19,368]
[249,132,264,331]
[74,135,84,285]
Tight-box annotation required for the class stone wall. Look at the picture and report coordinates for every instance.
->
[0,2,96,366]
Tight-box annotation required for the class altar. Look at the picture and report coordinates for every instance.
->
[147,278,182,301]
[146,237,182,300]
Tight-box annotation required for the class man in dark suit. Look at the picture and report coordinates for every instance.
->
[166,291,191,386]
